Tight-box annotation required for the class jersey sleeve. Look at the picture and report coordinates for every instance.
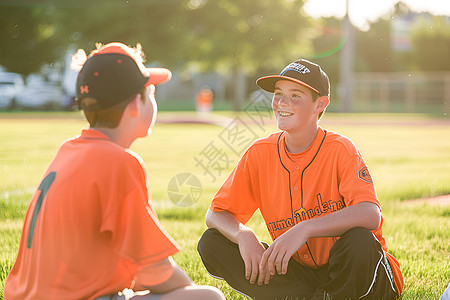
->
[101,155,180,266]
[210,148,259,224]
[106,188,180,265]
[338,153,380,208]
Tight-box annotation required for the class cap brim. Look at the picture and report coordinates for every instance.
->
[145,68,172,86]
[256,75,320,94]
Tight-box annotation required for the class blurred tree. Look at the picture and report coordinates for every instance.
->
[311,17,344,87]
[311,2,450,75]
[52,0,316,110]
[183,0,314,110]
[311,16,394,79]
[410,16,450,71]
[355,18,392,72]
[0,4,61,75]
[0,0,315,110]
[51,0,189,68]
[185,0,313,72]
[0,0,190,75]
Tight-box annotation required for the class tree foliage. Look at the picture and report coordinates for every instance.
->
[410,16,450,71]
[51,0,189,68]
[0,0,313,77]
[355,18,392,72]
[310,10,450,77]
[182,0,313,109]
[183,0,313,74]
[0,4,61,75]
[0,0,448,80]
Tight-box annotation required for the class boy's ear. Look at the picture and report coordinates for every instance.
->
[126,94,141,117]
[315,96,330,114]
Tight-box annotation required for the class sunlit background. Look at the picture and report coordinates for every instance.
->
[0,0,449,114]
[304,0,450,30]
[1,2,450,298]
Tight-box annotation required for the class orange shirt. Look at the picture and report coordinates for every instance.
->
[211,128,403,294]
[5,129,180,300]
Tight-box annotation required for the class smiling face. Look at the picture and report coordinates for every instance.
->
[272,80,323,133]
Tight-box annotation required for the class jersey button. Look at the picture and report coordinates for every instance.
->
[303,254,309,259]
[295,166,299,170]
[294,186,299,190]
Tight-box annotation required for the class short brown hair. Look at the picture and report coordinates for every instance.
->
[81,87,147,128]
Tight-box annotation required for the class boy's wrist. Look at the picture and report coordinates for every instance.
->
[293,220,311,240]
[236,226,258,245]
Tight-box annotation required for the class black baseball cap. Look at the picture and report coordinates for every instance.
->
[256,59,330,98]
[76,42,172,111]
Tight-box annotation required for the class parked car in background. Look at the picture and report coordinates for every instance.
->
[0,71,24,109]
[15,74,65,109]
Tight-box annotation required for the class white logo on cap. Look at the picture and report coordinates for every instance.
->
[281,62,310,75]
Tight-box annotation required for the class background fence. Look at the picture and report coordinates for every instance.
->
[350,72,450,114]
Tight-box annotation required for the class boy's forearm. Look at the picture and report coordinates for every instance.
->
[300,201,381,239]
[205,209,257,244]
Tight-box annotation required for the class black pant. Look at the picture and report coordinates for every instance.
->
[197,228,398,300]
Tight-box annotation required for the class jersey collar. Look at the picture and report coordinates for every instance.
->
[79,128,113,141]
[278,127,326,168]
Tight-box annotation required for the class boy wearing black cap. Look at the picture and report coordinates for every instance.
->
[5,42,224,300]
[198,59,403,299]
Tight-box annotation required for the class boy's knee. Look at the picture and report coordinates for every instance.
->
[344,227,374,243]
[196,286,225,300]
[197,228,221,259]
[337,227,381,259]
[342,227,374,241]
[156,285,225,300]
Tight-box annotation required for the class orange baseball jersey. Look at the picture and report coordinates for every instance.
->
[210,128,403,294]
[5,129,181,300]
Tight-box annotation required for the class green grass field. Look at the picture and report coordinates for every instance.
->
[1,111,449,299]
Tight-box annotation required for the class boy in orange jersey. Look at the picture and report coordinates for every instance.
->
[198,59,403,299]
[5,42,224,300]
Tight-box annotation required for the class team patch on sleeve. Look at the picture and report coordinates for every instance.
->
[358,166,373,183]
